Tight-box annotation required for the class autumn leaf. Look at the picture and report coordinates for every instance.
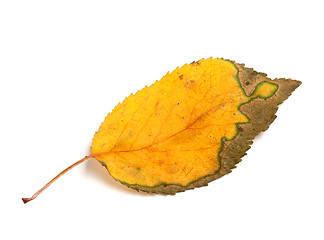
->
[22,58,301,203]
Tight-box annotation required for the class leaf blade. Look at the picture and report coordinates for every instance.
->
[91,58,301,193]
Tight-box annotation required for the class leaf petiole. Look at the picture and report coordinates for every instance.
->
[22,155,93,204]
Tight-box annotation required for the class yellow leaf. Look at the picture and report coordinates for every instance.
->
[22,58,301,203]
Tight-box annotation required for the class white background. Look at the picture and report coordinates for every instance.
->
[1,1,323,239]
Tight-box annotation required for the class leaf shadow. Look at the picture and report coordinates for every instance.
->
[85,158,154,196]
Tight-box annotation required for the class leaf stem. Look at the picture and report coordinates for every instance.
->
[22,155,93,204]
